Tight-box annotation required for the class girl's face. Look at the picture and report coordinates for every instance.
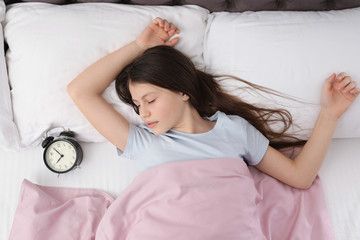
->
[129,82,190,135]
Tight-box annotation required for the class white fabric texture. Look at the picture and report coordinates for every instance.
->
[204,8,360,139]
[0,0,19,151]
[3,2,209,148]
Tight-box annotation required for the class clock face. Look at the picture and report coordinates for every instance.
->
[44,140,77,173]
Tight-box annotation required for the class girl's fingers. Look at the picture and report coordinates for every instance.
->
[324,73,336,91]
[336,76,352,90]
[173,24,180,34]
[168,24,180,36]
[153,17,168,28]
[336,72,347,82]
[166,37,180,47]
[333,73,359,94]
[152,17,164,27]
[150,17,180,46]
[164,21,171,31]
[328,72,359,97]
[343,81,357,93]
[163,21,179,34]
[152,18,179,34]
[169,23,178,33]
[350,87,360,95]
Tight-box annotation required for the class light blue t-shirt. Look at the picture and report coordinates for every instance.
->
[119,111,269,170]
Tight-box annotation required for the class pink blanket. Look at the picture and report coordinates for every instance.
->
[10,158,334,240]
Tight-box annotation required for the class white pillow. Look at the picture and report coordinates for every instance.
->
[0,1,19,151]
[204,8,360,139]
[4,2,209,148]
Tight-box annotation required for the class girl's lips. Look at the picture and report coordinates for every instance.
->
[146,121,158,128]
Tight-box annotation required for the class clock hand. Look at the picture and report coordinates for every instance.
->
[54,148,62,156]
[56,154,64,164]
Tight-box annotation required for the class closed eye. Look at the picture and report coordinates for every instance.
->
[133,98,156,109]
[148,99,156,104]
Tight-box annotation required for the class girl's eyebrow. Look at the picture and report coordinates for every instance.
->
[132,92,157,103]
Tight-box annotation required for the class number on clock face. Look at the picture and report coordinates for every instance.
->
[45,141,77,171]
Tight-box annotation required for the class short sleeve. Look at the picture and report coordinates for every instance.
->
[241,119,269,165]
[117,124,156,160]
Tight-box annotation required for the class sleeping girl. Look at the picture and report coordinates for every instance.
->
[67,17,359,189]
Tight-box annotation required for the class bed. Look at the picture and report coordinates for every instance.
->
[1,0,360,239]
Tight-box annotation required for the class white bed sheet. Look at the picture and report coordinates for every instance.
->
[0,138,359,240]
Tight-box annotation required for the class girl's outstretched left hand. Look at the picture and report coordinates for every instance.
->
[321,72,359,120]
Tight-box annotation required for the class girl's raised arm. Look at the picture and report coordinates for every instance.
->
[256,72,359,189]
[67,18,180,151]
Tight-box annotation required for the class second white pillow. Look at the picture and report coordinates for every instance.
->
[204,8,360,139]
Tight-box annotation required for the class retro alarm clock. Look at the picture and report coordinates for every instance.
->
[42,127,83,174]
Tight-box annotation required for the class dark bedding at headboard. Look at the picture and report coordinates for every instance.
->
[4,0,360,12]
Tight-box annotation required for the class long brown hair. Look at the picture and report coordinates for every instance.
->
[115,46,306,149]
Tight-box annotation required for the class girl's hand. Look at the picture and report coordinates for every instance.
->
[321,72,359,120]
[135,17,180,51]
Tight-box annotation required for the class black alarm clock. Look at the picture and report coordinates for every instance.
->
[42,127,83,174]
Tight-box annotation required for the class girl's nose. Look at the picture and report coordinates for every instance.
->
[139,106,150,119]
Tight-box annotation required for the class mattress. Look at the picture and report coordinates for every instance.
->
[1,138,359,240]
